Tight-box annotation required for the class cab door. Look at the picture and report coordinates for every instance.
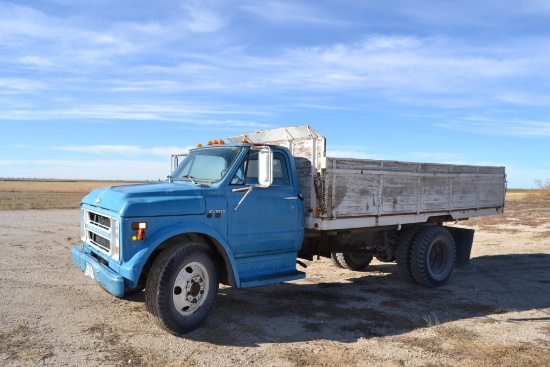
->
[226,150,302,256]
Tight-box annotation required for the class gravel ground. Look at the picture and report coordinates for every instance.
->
[1,204,549,366]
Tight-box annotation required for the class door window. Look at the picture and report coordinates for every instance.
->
[231,151,290,186]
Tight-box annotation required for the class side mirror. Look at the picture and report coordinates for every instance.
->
[256,147,273,187]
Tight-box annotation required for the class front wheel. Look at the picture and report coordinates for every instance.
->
[145,242,219,335]
[410,226,455,288]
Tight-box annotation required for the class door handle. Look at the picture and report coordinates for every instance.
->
[283,197,298,200]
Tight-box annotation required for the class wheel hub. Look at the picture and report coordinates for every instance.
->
[172,262,209,315]
[429,242,447,274]
[186,275,205,303]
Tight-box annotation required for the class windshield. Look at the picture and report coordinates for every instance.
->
[171,147,242,184]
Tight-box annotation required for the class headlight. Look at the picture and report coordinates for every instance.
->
[80,209,87,242]
[111,218,120,261]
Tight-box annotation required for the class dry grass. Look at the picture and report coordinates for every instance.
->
[466,188,550,228]
[0,180,145,210]
[84,323,181,367]
[532,179,550,198]
[0,325,54,364]
[396,325,550,367]
[0,180,144,193]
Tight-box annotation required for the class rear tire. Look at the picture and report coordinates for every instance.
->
[334,252,373,271]
[145,242,218,335]
[396,226,423,283]
[410,226,455,288]
[375,252,395,263]
[330,252,344,268]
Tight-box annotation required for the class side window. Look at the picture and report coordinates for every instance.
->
[230,151,290,186]
[272,152,290,186]
[230,152,258,185]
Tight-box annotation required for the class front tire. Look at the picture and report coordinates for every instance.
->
[410,226,455,288]
[145,242,218,335]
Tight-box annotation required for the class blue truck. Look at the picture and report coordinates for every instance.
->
[72,126,506,335]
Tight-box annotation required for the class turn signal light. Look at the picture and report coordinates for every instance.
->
[137,228,145,241]
[132,222,148,241]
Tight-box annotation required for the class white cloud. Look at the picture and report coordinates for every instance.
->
[436,118,550,137]
[241,2,349,26]
[0,103,272,122]
[0,78,48,93]
[327,149,379,160]
[409,152,464,161]
[182,1,224,33]
[53,145,195,157]
[2,1,548,113]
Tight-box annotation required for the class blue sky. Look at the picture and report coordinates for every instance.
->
[1,1,549,188]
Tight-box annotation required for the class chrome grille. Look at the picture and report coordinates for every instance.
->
[88,231,110,252]
[88,212,111,231]
[82,209,118,260]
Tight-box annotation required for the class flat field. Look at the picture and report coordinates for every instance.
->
[0,182,549,366]
[0,180,145,210]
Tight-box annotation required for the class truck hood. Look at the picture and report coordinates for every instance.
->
[81,182,206,217]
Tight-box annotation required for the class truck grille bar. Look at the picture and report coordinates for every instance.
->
[88,232,110,252]
[88,212,111,231]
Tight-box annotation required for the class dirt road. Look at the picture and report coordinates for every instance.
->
[1,195,549,366]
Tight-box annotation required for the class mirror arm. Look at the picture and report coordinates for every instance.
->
[232,186,255,212]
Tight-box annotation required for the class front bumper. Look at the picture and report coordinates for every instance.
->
[71,245,125,297]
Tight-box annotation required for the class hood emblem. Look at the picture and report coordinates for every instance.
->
[95,198,101,203]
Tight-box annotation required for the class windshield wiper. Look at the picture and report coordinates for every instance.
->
[183,175,197,185]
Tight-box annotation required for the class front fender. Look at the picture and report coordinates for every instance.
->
[121,220,241,287]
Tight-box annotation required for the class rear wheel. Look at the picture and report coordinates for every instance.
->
[145,242,218,335]
[410,226,455,288]
[330,252,344,268]
[334,252,373,271]
[375,252,395,263]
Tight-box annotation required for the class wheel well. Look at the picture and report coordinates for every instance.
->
[140,233,235,288]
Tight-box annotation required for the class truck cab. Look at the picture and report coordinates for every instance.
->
[72,142,305,334]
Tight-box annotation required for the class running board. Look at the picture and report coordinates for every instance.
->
[239,270,306,288]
